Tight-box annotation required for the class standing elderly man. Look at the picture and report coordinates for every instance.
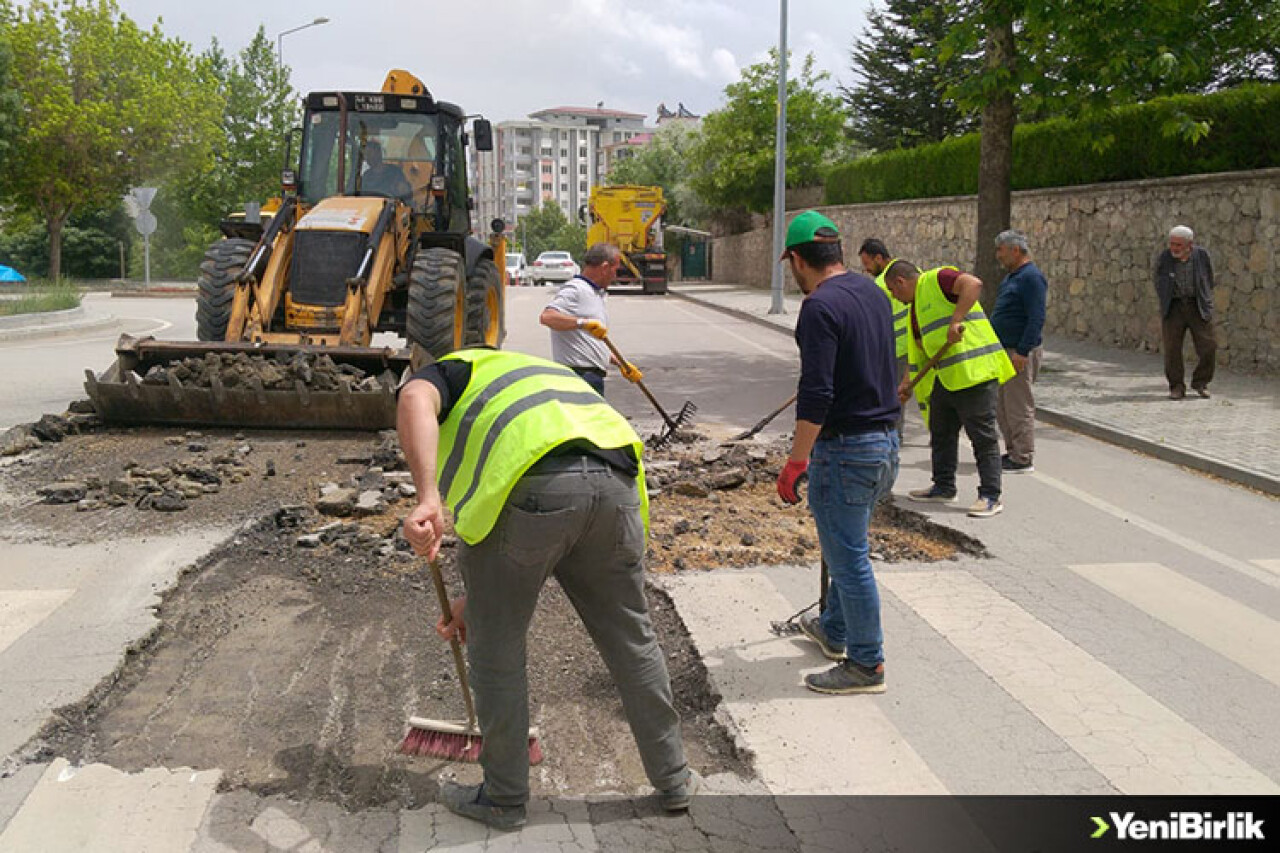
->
[775,211,900,695]
[991,230,1048,473]
[1154,226,1216,399]
[539,243,642,395]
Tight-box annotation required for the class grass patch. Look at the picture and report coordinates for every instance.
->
[0,279,83,316]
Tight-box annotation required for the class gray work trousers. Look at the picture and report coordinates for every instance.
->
[996,346,1042,465]
[457,455,688,805]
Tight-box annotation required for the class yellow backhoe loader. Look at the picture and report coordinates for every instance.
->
[86,70,505,429]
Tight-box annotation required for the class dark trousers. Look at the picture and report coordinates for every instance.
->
[929,379,1002,501]
[1162,299,1216,392]
[570,366,605,395]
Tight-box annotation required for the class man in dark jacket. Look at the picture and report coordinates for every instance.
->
[1154,226,1216,399]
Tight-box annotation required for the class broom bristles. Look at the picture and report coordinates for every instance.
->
[399,719,543,765]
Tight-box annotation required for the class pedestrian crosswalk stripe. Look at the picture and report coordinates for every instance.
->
[1034,472,1280,591]
[1250,559,1280,577]
[0,589,74,656]
[882,570,1280,794]
[664,572,947,794]
[1071,563,1280,689]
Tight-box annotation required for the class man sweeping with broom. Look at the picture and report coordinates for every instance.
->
[397,347,697,831]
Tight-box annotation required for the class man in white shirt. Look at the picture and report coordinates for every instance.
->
[539,243,641,394]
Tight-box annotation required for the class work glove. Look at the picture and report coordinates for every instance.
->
[776,458,809,505]
[620,361,644,383]
[580,319,608,339]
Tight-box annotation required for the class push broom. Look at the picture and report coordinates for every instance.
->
[399,557,543,765]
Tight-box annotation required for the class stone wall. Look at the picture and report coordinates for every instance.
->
[711,168,1280,373]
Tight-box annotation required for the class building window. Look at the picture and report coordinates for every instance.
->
[560,148,568,157]
[541,181,552,192]
[541,163,552,174]
[560,183,568,192]
[579,182,587,192]
[579,164,587,175]
[560,165,568,175]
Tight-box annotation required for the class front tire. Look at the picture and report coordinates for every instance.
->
[406,247,464,360]
[464,258,505,347]
[195,238,255,341]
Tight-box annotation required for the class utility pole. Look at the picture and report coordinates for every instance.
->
[768,0,789,315]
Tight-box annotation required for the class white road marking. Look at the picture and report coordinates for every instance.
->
[883,570,1279,794]
[664,571,947,794]
[0,589,74,655]
[1035,471,1280,590]
[1251,559,1280,577]
[1072,563,1280,688]
[665,301,794,362]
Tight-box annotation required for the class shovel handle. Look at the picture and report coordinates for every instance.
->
[428,558,477,729]
[903,341,955,396]
[599,334,679,430]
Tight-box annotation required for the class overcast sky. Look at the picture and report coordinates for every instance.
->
[109,0,874,124]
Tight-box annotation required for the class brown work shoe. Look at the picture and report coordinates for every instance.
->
[1170,387,1186,400]
[1192,385,1211,398]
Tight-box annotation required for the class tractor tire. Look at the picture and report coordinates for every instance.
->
[406,247,465,360]
[463,258,505,348]
[195,238,255,341]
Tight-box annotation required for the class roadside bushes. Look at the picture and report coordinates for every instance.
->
[826,84,1280,204]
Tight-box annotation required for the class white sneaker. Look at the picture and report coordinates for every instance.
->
[967,497,1003,518]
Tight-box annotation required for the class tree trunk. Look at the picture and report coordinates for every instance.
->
[974,11,1016,308]
[47,213,68,282]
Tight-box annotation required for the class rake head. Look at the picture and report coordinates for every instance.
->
[647,400,698,450]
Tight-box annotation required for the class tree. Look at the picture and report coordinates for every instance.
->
[934,0,1280,303]
[520,202,581,264]
[0,30,20,172]
[690,50,848,214]
[0,0,220,280]
[841,0,979,151]
[153,28,296,276]
[607,122,708,227]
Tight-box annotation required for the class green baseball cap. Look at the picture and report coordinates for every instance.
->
[783,210,841,254]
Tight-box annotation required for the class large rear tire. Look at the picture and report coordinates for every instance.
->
[464,258,505,347]
[195,238,255,341]
[406,247,464,360]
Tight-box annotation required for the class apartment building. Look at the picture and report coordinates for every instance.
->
[471,106,648,233]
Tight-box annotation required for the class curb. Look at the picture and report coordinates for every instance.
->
[0,305,85,331]
[1035,406,1279,497]
[0,313,119,343]
[109,288,196,299]
[672,287,1278,497]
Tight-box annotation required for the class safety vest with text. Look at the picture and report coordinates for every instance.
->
[906,267,1015,420]
[875,261,910,359]
[435,349,648,545]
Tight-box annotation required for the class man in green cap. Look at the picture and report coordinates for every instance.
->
[776,210,901,695]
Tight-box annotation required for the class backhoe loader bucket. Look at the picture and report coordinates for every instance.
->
[84,335,413,431]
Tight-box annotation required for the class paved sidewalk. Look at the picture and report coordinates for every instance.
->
[670,282,1280,496]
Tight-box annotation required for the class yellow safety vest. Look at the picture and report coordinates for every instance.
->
[435,349,648,545]
[875,261,909,359]
[906,268,1015,420]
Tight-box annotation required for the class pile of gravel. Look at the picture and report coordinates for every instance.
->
[140,351,392,393]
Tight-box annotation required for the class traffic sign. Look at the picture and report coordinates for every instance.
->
[130,187,158,211]
[135,210,157,236]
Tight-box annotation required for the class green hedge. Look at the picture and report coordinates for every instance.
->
[826,84,1280,205]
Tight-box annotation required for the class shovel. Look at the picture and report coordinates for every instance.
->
[899,339,956,402]
[599,333,696,449]
[727,392,797,443]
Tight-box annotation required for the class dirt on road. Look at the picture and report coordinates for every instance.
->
[2,425,979,810]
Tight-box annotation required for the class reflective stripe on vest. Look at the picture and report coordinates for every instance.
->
[436,349,647,544]
[907,268,1015,400]
[875,262,909,359]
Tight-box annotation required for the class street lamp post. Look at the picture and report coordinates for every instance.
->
[768,0,789,314]
[276,16,330,67]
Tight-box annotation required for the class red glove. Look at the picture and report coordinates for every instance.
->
[777,459,809,505]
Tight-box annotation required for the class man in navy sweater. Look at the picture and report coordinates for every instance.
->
[991,230,1048,474]
[775,211,900,695]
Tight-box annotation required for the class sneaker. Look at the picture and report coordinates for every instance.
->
[967,497,1004,518]
[658,769,702,812]
[439,781,527,831]
[799,614,846,661]
[1001,455,1034,474]
[804,660,886,695]
[907,486,957,503]
[1192,385,1211,398]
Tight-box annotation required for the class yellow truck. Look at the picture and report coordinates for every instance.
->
[585,185,667,294]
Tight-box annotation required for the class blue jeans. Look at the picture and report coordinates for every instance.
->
[808,428,900,668]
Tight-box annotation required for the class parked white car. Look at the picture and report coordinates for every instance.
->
[505,252,529,286]
[531,251,579,286]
